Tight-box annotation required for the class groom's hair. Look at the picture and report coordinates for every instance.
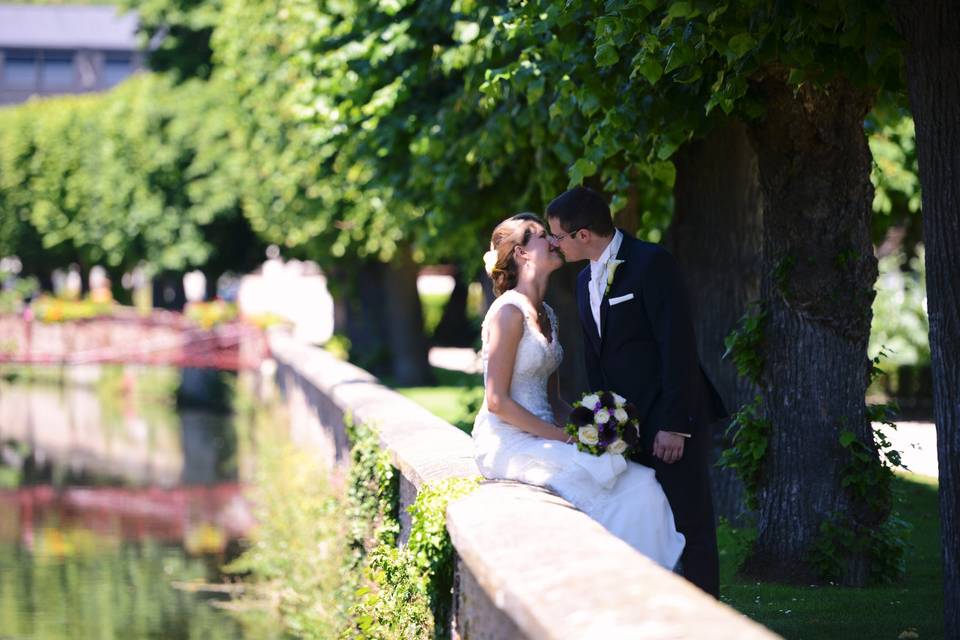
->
[545,187,615,237]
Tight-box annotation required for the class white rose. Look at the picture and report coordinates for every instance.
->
[595,408,611,424]
[581,394,600,409]
[608,439,628,455]
[613,408,629,424]
[612,392,626,407]
[578,426,599,446]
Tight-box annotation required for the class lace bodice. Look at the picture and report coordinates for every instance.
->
[480,289,563,420]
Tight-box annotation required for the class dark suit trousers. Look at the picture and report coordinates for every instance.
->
[653,427,720,598]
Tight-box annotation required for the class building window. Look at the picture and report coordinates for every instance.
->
[40,50,75,90]
[102,52,132,87]
[2,50,38,89]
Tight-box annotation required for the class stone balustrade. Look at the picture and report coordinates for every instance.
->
[265,329,779,639]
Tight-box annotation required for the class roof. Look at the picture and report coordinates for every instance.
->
[0,4,140,50]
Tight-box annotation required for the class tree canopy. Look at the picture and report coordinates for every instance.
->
[0,74,251,278]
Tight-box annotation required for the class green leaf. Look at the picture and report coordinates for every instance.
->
[707,6,727,24]
[568,157,598,186]
[675,66,703,84]
[839,431,857,448]
[667,2,693,19]
[527,76,545,105]
[728,33,758,59]
[633,57,663,85]
[664,43,693,74]
[650,160,676,187]
[787,68,806,85]
[656,139,679,160]
[578,88,602,117]
[595,43,620,67]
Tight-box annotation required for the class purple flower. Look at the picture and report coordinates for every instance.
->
[569,406,594,427]
[622,421,640,448]
[599,392,617,410]
[598,420,618,446]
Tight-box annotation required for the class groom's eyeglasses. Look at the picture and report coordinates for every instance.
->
[551,227,583,242]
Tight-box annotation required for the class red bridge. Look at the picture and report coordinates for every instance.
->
[0,483,253,553]
[0,310,267,370]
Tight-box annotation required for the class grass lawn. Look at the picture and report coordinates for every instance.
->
[420,292,449,336]
[719,472,943,640]
[398,379,944,639]
[395,367,482,434]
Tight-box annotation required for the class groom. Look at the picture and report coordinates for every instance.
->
[546,186,728,597]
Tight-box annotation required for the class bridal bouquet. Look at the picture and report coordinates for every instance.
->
[565,391,641,456]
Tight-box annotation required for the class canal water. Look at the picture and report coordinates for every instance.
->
[0,366,285,639]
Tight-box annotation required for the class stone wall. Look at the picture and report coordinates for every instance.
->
[265,329,779,639]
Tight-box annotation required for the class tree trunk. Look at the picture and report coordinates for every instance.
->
[893,2,960,632]
[383,249,434,386]
[668,120,764,525]
[432,268,478,347]
[341,261,391,377]
[743,74,880,585]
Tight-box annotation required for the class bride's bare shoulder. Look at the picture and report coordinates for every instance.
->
[491,302,524,330]
[483,293,528,344]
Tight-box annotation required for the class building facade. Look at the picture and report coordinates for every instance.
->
[0,4,143,106]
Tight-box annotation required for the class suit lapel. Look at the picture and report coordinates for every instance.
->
[599,231,631,343]
[577,270,601,354]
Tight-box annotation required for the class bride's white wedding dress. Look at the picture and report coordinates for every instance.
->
[472,289,685,569]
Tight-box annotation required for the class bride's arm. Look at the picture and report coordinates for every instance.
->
[486,305,568,442]
[547,371,574,430]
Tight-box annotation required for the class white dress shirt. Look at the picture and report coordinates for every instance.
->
[588,229,623,335]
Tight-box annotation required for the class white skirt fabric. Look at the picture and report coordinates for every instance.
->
[473,406,685,570]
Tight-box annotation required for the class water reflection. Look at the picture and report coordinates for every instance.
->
[0,366,280,639]
[0,484,252,554]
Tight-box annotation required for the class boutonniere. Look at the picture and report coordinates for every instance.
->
[604,259,624,297]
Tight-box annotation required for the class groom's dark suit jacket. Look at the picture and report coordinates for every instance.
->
[576,230,727,597]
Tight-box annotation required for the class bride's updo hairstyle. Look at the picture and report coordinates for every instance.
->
[487,213,546,296]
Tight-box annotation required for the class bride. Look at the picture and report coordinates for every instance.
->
[472,213,684,569]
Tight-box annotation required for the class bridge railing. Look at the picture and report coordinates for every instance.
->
[0,313,265,370]
[265,329,778,639]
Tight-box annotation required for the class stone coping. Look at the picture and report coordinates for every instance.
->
[267,330,779,639]
[447,482,778,639]
[267,330,478,486]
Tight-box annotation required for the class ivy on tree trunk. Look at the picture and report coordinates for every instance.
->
[744,73,881,585]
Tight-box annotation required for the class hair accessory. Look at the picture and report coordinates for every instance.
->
[483,249,498,277]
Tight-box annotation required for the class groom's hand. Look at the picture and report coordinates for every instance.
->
[653,431,684,464]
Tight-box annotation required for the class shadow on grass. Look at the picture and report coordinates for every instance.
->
[718,473,942,640]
